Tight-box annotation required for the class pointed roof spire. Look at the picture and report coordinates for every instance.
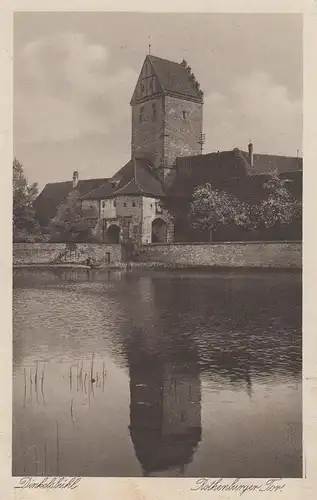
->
[131,54,203,104]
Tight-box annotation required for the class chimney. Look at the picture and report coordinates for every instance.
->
[248,141,253,168]
[72,170,79,189]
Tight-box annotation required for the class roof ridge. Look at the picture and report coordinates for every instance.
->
[79,182,109,199]
[135,158,146,194]
[147,54,165,94]
[148,54,180,65]
[144,161,165,186]
[114,177,135,194]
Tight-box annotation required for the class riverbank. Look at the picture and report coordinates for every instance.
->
[13,241,302,269]
[13,263,124,270]
[13,261,302,273]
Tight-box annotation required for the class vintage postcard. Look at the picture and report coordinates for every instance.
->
[1,1,316,499]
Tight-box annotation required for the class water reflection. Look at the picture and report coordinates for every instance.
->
[127,336,201,476]
[12,269,302,477]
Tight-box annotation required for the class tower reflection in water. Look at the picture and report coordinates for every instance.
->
[127,337,202,477]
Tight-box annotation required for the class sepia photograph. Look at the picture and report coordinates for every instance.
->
[12,11,302,478]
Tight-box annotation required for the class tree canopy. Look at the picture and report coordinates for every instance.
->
[188,173,301,240]
[188,183,252,237]
[256,172,301,230]
[13,159,42,242]
[49,190,87,242]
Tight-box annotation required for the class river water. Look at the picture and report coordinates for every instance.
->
[12,268,302,477]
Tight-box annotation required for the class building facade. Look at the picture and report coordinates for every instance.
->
[34,53,302,244]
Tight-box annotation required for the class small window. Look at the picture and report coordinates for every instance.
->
[141,82,145,93]
[182,110,188,119]
[150,203,153,208]
[152,102,156,119]
[113,199,116,207]
[132,201,136,207]
[149,80,153,92]
[123,202,127,207]
[139,105,144,123]
[102,201,106,208]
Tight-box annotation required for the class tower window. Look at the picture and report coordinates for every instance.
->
[139,105,144,123]
[141,82,145,93]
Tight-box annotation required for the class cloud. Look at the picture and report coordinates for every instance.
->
[15,33,138,143]
[204,71,302,155]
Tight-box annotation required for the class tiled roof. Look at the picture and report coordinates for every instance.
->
[34,178,108,226]
[170,149,303,198]
[170,150,247,196]
[112,158,166,198]
[240,151,303,175]
[80,182,114,200]
[148,55,203,102]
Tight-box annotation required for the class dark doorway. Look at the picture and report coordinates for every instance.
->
[106,224,120,243]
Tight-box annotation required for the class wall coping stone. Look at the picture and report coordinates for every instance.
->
[143,240,302,247]
[13,243,122,247]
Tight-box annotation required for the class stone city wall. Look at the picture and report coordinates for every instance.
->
[137,241,302,268]
[13,243,123,265]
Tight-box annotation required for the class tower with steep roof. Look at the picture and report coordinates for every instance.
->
[130,55,204,181]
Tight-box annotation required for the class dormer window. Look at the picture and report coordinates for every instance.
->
[111,181,117,189]
[182,111,188,120]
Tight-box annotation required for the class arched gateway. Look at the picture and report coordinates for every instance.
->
[151,218,168,243]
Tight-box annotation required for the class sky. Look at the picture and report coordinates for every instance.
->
[14,12,303,190]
